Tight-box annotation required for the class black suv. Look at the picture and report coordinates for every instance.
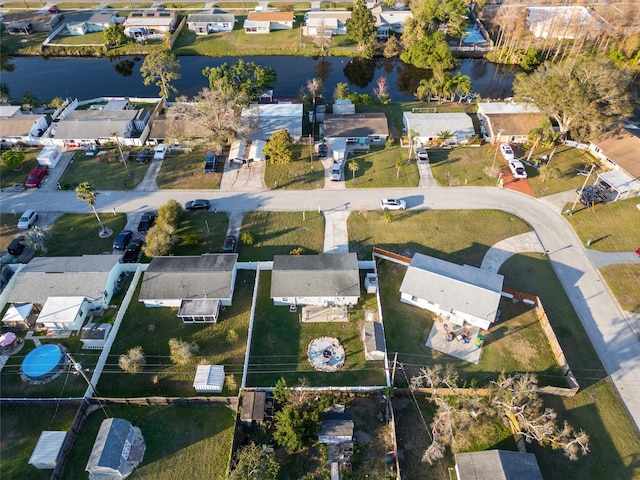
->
[136,148,153,164]
[7,236,25,256]
[137,212,157,232]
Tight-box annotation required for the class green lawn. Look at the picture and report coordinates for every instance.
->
[264,144,325,190]
[345,146,420,188]
[62,404,235,480]
[97,270,254,397]
[348,209,532,262]
[156,147,222,189]
[171,211,229,256]
[246,271,386,387]
[239,211,325,261]
[1,404,78,480]
[0,148,40,189]
[599,264,640,313]
[429,146,497,187]
[51,31,104,45]
[564,196,640,252]
[44,213,127,256]
[59,149,150,191]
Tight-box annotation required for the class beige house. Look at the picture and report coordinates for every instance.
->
[243,11,295,33]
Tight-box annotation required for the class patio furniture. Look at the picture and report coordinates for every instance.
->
[475,334,485,348]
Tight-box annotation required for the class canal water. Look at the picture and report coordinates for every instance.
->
[2,55,518,102]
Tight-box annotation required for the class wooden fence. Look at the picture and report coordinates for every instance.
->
[91,396,239,409]
[372,247,411,265]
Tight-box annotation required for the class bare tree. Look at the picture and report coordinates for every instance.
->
[168,338,199,365]
[119,346,146,374]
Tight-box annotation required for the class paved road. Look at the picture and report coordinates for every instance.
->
[2,186,640,432]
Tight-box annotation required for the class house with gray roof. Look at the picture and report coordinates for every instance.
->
[322,113,389,148]
[318,412,354,443]
[86,418,146,480]
[455,450,543,480]
[139,254,238,323]
[241,103,303,140]
[186,10,235,34]
[399,253,504,330]
[403,112,475,146]
[2,11,62,33]
[271,253,360,307]
[122,10,178,38]
[303,10,351,36]
[66,11,119,35]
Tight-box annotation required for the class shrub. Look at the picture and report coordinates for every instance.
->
[168,338,199,365]
[118,346,145,374]
[289,247,304,255]
[226,329,239,343]
[225,374,238,393]
[241,232,255,245]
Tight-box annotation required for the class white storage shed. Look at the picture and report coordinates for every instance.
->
[28,431,67,469]
[193,364,225,393]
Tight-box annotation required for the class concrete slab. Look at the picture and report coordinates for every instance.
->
[322,210,350,253]
[220,160,266,191]
[480,231,545,272]
[417,161,440,188]
[426,321,483,364]
[586,250,640,269]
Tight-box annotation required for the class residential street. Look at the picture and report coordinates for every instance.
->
[2,185,640,433]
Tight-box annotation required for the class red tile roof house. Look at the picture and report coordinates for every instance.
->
[243,11,295,33]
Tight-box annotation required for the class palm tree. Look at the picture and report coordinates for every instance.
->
[437,130,455,146]
[395,160,404,179]
[307,78,322,140]
[76,182,108,235]
[348,160,359,179]
[111,130,129,176]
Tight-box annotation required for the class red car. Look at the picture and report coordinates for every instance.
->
[47,6,61,13]
[25,164,49,188]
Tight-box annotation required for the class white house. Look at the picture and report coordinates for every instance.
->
[28,431,67,470]
[139,254,238,323]
[0,107,48,146]
[477,102,546,144]
[242,103,303,140]
[322,113,389,148]
[455,450,543,480]
[399,253,504,330]
[122,10,178,38]
[186,11,235,34]
[86,418,146,480]
[303,10,351,36]
[403,112,476,146]
[271,253,361,307]
[66,12,119,35]
[243,11,294,33]
[370,5,412,39]
[37,296,91,332]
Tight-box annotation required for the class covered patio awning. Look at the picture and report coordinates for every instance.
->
[597,170,640,201]
[178,298,220,323]
[37,297,86,330]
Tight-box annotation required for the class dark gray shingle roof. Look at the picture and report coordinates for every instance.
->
[86,418,132,473]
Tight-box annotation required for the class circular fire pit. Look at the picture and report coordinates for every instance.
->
[308,337,345,372]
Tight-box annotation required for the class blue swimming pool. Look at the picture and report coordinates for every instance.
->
[22,344,63,379]
[462,26,485,44]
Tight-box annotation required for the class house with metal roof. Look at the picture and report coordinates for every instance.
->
[139,254,238,323]
[243,11,295,33]
[477,102,546,144]
[322,113,389,148]
[403,112,475,146]
[242,103,303,140]
[455,450,543,480]
[122,10,178,38]
[28,431,67,470]
[86,418,146,480]
[271,253,360,307]
[186,10,235,34]
[399,253,504,330]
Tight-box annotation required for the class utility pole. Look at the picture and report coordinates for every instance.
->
[570,163,596,213]
[67,352,101,397]
[391,352,398,385]
[490,129,504,172]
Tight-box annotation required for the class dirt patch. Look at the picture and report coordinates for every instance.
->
[505,335,537,369]
[355,430,372,443]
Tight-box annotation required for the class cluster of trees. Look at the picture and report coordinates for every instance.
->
[415,70,471,103]
[411,365,589,465]
[143,199,182,257]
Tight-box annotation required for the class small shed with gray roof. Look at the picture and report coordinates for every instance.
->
[271,253,360,307]
[400,253,503,330]
[139,254,238,323]
[363,320,386,361]
[86,418,146,479]
[455,450,543,480]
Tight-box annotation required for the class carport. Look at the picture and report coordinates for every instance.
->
[596,171,640,201]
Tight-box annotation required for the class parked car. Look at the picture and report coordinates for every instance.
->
[508,160,527,179]
[112,230,133,250]
[25,164,49,188]
[416,147,429,163]
[222,235,237,253]
[136,148,153,164]
[185,199,210,211]
[47,5,61,13]
[137,212,157,232]
[7,236,25,256]
[17,209,37,229]
[380,198,406,210]
[500,143,515,161]
[331,162,342,181]
[204,153,216,173]
[121,238,144,263]
[318,143,327,158]
[580,191,605,206]
[153,144,168,160]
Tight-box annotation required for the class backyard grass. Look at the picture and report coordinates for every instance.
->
[1,404,78,480]
[264,144,325,190]
[155,147,222,189]
[246,271,386,387]
[59,148,150,191]
[171,211,229,256]
[44,213,127,256]
[564,196,640,252]
[348,209,532,262]
[50,31,104,45]
[239,211,324,261]
[0,148,40,189]
[0,1,44,7]
[345,146,420,188]
[62,404,235,480]
[56,2,101,7]
[599,263,640,313]
[97,270,254,397]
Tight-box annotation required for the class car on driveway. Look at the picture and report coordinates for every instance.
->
[508,160,527,179]
[47,5,61,13]
[17,209,37,229]
[121,238,144,263]
[500,143,515,161]
[380,198,406,210]
[185,199,210,211]
[331,162,342,181]
[113,230,133,250]
[137,212,157,232]
[136,148,153,164]
[7,236,25,256]
[222,235,237,253]
[25,164,48,188]
[318,143,327,158]
[416,147,429,162]
[204,153,216,173]
[153,144,168,160]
